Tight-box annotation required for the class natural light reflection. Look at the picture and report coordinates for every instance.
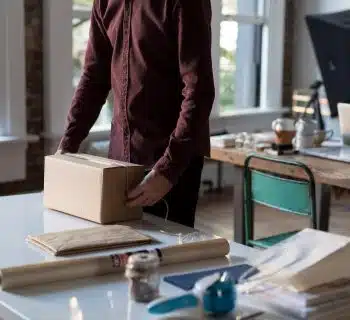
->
[220,21,238,64]
[69,296,84,320]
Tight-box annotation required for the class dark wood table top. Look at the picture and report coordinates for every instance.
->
[210,146,350,189]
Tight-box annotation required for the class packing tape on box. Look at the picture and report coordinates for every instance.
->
[0,238,230,290]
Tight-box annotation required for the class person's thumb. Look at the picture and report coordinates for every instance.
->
[55,149,65,155]
[127,183,144,200]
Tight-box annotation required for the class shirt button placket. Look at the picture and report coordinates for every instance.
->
[121,0,132,162]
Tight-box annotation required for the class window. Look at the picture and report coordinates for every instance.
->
[220,0,266,114]
[73,0,112,130]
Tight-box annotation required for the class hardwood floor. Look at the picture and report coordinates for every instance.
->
[195,187,350,240]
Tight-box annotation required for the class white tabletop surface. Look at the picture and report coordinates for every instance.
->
[0,192,260,320]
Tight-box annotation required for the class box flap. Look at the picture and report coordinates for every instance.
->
[46,153,143,170]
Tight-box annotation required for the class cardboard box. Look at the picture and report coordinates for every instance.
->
[43,153,144,224]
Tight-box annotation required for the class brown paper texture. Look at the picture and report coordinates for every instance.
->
[27,225,153,256]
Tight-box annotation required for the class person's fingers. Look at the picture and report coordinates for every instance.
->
[147,197,159,206]
[127,184,144,200]
[127,192,148,207]
[140,196,154,207]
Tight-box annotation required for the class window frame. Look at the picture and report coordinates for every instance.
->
[0,0,27,183]
[0,0,26,138]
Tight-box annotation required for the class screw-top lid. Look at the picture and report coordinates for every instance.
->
[125,252,160,274]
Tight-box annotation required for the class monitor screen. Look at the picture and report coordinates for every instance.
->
[306,10,350,117]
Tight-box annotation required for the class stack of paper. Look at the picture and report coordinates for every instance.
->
[239,229,350,319]
[210,133,237,148]
[209,131,275,148]
[241,279,350,319]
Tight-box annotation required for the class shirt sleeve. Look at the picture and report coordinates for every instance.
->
[153,0,215,184]
[58,1,112,153]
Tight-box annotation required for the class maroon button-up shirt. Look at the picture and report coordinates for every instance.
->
[59,0,215,184]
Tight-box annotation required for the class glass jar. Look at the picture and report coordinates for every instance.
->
[243,135,255,149]
[124,252,160,303]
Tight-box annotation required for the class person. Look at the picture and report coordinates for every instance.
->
[57,0,215,228]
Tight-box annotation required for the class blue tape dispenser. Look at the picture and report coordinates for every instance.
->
[148,272,236,318]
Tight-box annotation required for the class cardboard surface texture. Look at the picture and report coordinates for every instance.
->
[43,153,144,224]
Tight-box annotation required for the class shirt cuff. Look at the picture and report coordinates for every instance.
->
[58,136,80,154]
[153,154,189,186]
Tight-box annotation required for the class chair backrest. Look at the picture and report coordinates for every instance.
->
[244,154,316,218]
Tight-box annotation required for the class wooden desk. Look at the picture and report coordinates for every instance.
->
[210,147,350,243]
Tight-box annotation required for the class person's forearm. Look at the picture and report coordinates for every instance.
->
[58,1,112,153]
[59,72,111,153]
[153,0,214,184]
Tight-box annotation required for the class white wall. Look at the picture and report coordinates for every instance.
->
[293,0,350,90]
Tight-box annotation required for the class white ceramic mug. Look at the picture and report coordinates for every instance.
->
[292,135,314,150]
[295,118,318,136]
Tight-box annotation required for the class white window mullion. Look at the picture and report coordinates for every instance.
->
[44,0,73,138]
[0,0,8,136]
[0,0,25,138]
[259,0,286,110]
[210,0,221,118]
[6,0,26,138]
[234,0,261,108]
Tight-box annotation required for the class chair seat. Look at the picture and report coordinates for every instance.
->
[247,230,300,248]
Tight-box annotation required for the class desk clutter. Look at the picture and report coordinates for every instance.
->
[144,229,350,319]
[210,115,334,157]
[1,237,229,290]
[238,228,350,319]
[16,152,350,318]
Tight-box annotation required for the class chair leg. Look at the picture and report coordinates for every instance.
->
[233,166,245,244]
[316,184,331,231]
[217,162,223,192]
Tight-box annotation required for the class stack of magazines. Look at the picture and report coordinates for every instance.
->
[241,278,350,319]
[237,229,350,319]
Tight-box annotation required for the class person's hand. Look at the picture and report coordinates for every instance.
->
[127,170,173,207]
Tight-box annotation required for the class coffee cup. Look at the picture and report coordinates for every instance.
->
[272,118,296,145]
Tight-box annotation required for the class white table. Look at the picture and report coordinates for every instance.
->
[0,192,259,320]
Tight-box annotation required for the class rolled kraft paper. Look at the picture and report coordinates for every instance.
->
[0,238,230,290]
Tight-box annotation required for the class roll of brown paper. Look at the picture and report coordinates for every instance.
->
[0,238,230,290]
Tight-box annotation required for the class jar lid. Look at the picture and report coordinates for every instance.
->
[126,252,160,272]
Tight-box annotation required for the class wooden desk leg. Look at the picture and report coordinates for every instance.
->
[233,165,245,244]
[316,184,331,231]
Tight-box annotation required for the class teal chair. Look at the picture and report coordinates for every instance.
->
[243,153,317,248]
